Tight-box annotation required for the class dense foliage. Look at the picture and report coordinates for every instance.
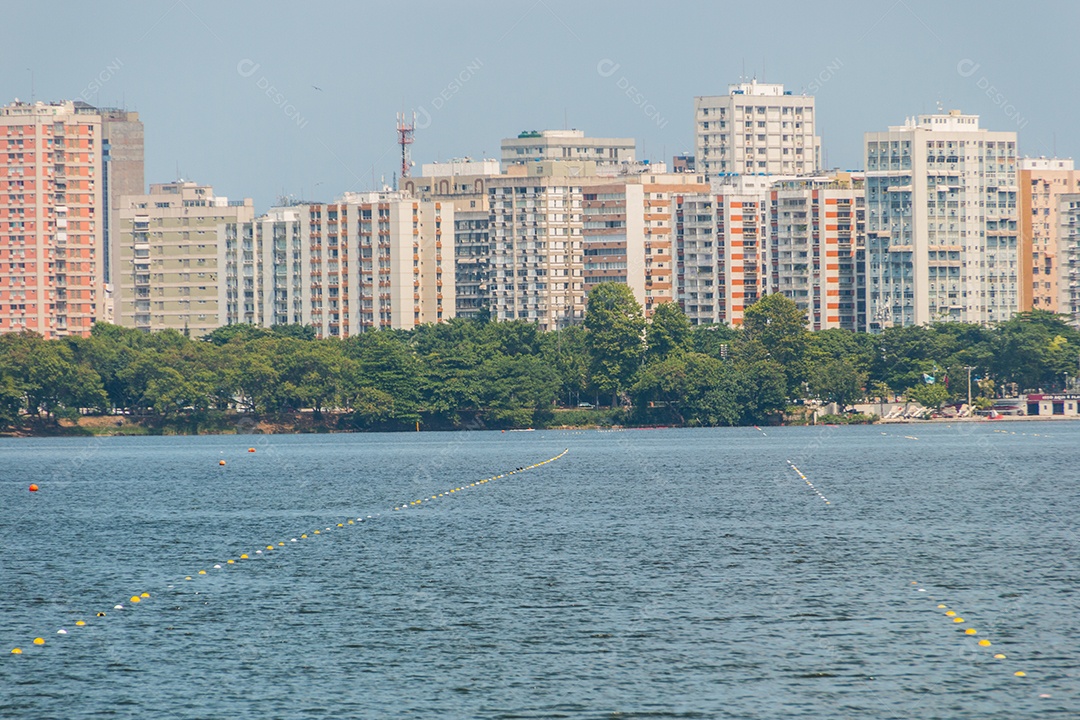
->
[0,285,1077,431]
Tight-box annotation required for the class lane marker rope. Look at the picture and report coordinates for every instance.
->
[8,448,570,657]
[786,461,831,505]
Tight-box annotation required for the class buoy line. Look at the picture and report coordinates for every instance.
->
[908,580,1033,681]
[786,460,831,505]
[7,448,570,658]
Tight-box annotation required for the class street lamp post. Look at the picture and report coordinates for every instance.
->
[966,365,975,417]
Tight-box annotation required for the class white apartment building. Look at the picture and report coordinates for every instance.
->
[694,81,820,179]
[865,110,1019,329]
[1056,195,1080,327]
[488,161,612,330]
[501,130,635,172]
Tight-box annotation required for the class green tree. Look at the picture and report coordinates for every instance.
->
[808,358,868,409]
[584,283,645,404]
[906,382,950,410]
[645,302,692,362]
[741,294,810,395]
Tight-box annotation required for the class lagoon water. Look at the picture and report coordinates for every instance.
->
[1,424,1078,718]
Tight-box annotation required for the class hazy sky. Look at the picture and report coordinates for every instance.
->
[6,1,1075,210]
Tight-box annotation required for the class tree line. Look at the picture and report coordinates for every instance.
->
[1,283,1077,431]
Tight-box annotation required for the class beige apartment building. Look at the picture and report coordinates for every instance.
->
[582,172,708,316]
[501,130,635,172]
[694,80,821,179]
[403,159,500,319]
[114,182,254,336]
[1018,157,1079,312]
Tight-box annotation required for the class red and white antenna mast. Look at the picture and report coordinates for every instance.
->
[397,111,415,179]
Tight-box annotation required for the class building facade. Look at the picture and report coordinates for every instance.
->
[1018,157,1079,312]
[675,176,771,326]
[115,182,254,336]
[403,159,501,320]
[864,110,1019,330]
[487,161,610,330]
[583,173,708,315]
[0,101,133,337]
[500,130,635,172]
[1057,194,1080,327]
[769,173,866,330]
[694,81,821,179]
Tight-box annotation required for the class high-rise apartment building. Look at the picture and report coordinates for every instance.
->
[675,176,771,326]
[864,110,1019,329]
[488,161,612,330]
[769,173,866,330]
[694,81,821,179]
[1018,157,1079,312]
[1058,195,1080,327]
[100,109,144,285]
[0,101,103,337]
[404,159,501,319]
[582,172,708,315]
[501,130,635,172]
[115,182,254,336]
[289,192,453,335]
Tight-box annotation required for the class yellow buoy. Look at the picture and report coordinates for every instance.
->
[185,576,192,580]
[141,593,150,598]
[1014,671,1027,677]
[979,639,991,647]
[348,520,354,524]
[945,611,956,617]
[240,554,249,559]
[937,604,947,609]
[198,570,207,575]
[130,596,141,603]
[32,638,44,646]
[278,542,285,546]
[314,530,320,535]
[300,535,307,539]
[994,653,1006,659]
[226,559,235,564]
[75,621,86,627]
[10,648,21,654]
[965,628,977,635]
[953,617,965,623]
[96,612,106,617]
[337,523,343,527]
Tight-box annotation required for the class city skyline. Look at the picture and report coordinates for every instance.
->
[2,0,1070,211]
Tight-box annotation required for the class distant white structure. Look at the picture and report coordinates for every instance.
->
[500,129,636,171]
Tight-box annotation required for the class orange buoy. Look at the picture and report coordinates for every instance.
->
[219,460,226,466]
[248,448,255,453]
[28,484,38,492]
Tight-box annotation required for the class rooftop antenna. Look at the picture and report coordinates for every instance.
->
[397,111,416,180]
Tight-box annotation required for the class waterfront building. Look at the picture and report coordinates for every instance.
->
[115,182,254,336]
[864,110,1019,329]
[769,172,866,330]
[675,175,771,326]
[403,159,501,320]
[582,171,708,315]
[1018,157,1080,312]
[694,80,820,179]
[0,100,142,337]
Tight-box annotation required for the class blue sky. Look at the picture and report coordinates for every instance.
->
[5,0,1075,210]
